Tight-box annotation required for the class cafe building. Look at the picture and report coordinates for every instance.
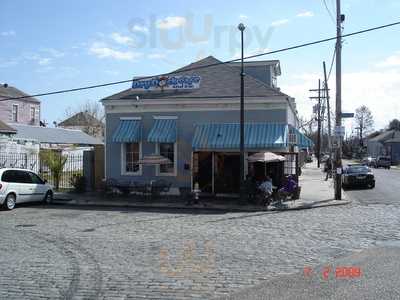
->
[101,56,312,195]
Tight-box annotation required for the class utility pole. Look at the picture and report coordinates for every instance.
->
[309,81,327,168]
[323,61,332,162]
[335,0,343,200]
[317,79,322,168]
[238,23,245,201]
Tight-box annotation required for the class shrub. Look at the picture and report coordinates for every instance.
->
[70,174,86,193]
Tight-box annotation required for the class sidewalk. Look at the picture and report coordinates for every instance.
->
[54,163,350,212]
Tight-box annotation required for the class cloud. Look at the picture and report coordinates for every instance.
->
[41,48,65,58]
[110,32,134,46]
[156,16,187,29]
[376,51,400,67]
[281,69,400,130]
[89,42,141,61]
[1,30,16,37]
[271,19,289,27]
[0,59,18,68]
[38,58,52,65]
[239,14,248,21]
[130,25,149,33]
[296,11,314,18]
[104,70,119,76]
[147,53,166,59]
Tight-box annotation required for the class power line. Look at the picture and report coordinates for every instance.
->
[2,20,400,102]
[327,46,336,80]
[322,0,336,24]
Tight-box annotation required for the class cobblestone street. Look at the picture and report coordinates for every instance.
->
[1,193,400,299]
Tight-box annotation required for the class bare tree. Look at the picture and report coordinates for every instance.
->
[59,99,104,138]
[354,105,374,146]
[64,99,104,123]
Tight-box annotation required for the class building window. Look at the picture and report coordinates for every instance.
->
[272,76,277,88]
[30,106,36,122]
[122,142,141,175]
[12,104,18,122]
[158,142,177,176]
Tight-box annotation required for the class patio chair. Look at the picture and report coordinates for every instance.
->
[105,178,118,196]
[179,187,193,205]
[131,182,149,198]
[160,181,172,200]
[150,179,168,200]
[116,179,131,195]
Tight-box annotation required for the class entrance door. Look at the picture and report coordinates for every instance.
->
[193,152,213,193]
[215,153,240,194]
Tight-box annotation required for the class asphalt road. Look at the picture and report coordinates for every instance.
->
[343,165,400,206]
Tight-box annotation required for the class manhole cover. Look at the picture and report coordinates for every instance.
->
[82,228,95,232]
[15,224,36,228]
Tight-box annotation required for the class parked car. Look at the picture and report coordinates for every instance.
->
[305,156,313,163]
[342,164,375,189]
[373,156,391,169]
[0,168,53,210]
[362,156,376,167]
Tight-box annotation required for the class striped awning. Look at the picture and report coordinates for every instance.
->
[147,119,177,143]
[291,127,314,149]
[192,123,288,150]
[112,119,142,143]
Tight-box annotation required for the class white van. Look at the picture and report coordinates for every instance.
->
[0,168,53,210]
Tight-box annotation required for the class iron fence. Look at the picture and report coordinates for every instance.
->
[0,152,84,189]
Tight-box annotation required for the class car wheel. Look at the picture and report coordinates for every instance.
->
[4,193,16,210]
[43,191,53,204]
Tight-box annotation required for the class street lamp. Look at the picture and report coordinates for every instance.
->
[238,23,245,201]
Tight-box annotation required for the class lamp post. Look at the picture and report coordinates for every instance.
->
[238,23,245,201]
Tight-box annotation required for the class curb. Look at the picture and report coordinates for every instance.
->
[268,199,351,212]
[51,200,265,213]
[51,197,351,213]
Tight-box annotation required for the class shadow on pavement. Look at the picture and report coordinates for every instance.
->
[11,202,232,215]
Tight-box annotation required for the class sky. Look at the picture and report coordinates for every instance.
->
[1,0,400,134]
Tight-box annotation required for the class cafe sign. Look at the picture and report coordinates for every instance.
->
[132,75,201,91]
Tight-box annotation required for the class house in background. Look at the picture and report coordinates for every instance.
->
[0,120,17,137]
[0,84,41,126]
[367,129,400,164]
[102,56,312,195]
[58,111,104,139]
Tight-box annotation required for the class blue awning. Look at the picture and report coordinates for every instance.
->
[192,123,288,150]
[147,119,177,143]
[291,127,314,149]
[112,119,142,143]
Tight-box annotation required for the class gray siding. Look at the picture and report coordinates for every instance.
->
[390,143,400,164]
[243,66,272,86]
[0,100,40,126]
[106,109,287,187]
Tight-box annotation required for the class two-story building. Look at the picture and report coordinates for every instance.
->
[58,111,104,139]
[101,56,312,195]
[0,84,41,126]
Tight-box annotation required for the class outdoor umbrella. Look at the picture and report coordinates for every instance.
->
[247,152,286,163]
[136,154,171,165]
[247,152,286,177]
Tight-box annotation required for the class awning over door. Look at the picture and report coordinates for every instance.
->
[192,123,288,150]
[147,119,177,143]
[112,119,142,142]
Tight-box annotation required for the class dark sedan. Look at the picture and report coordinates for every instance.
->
[342,165,375,189]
